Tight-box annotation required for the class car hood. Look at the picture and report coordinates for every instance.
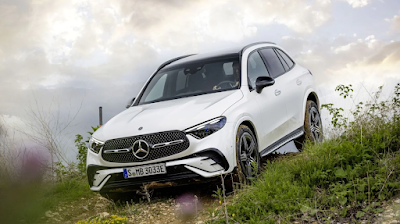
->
[94,90,243,140]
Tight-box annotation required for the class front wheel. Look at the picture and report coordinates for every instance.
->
[295,100,323,150]
[235,125,260,184]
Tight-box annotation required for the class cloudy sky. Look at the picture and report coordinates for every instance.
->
[1,0,400,161]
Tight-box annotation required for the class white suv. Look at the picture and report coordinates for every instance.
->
[87,42,323,196]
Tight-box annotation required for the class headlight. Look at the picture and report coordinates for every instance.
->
[185,116,227,139]
[88,137,105,154]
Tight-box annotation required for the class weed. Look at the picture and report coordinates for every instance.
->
[218,83,400,223]
[74,215,127,224]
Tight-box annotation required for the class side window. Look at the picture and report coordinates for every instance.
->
[259,48,285,78]
[247,51,270,89]
[276,49,294,68]
[175,70,187,92]
[145,73,167,102]
[274,49,289,71]
[223,62,234,76]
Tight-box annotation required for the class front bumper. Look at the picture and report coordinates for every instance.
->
[87,122,236,192]
[88,148,230,192]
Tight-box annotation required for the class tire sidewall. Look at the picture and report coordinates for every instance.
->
[304,100,323,142]
[235,125,260,183]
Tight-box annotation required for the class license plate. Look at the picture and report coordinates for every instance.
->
[123,163,167,178]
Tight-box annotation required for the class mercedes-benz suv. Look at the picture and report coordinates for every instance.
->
[87,42,323,197]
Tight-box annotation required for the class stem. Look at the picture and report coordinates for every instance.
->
[220,174,229,224]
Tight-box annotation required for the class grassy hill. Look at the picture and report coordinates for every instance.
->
[1,84,399,224]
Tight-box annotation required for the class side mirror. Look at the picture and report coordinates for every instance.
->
[255,76,275,93]
[126,97,135,109]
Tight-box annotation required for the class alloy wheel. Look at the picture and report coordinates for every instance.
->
[309,106,323,142]
[238,132,259,179]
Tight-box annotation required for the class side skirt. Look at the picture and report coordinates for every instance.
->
[260,127,304,157]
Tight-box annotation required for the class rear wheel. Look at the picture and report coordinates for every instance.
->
[235,125,260,184]
[295,100,323,150]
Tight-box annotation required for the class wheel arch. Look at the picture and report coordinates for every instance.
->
[300,89,320,126]
[302,90,320,114]
[240,120,258,144]
[231,117,260,168]
[306,91,319,107]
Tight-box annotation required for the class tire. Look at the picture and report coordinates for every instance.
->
[235,125,260,184]
[295,100,323,150]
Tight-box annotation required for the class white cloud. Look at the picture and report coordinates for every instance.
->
[339,0,370,8]
[391,14,400,32]
[280,35,400,93]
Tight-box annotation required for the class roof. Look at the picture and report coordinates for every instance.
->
[164,47,241,69]
[161,41,276,70]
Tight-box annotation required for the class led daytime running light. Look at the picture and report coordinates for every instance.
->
[185,117,226,139]
[89,137,105,154]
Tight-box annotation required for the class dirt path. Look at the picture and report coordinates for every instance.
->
[41,182,226,224]
[374,196,400,224]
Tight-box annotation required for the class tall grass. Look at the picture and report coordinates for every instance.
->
[219,84,400,223]
[0,171,94,223]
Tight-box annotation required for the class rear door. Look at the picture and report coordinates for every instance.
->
[274,48,310,131]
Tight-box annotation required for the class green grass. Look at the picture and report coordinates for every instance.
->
[0,176,95,224]
[217,84,400,223]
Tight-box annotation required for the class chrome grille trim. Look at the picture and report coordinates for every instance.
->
[101,131,189,163]
[152,139,185,149]
[103,149,131,154]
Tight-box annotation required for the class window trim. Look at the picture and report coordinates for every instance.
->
[274,48,296,71]
[274,48,289,71]
[247,49,271,92]
[257,47,297,79]
[257,47,286,79]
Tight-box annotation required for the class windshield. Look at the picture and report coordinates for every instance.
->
[138,57,240,105]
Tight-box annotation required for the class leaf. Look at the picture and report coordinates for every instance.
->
[374,208,384,213]
[310,209,319,216]
[335,168,347,178]
[300,205,311,213]
[356,211,365,218]
[339,197,347,206]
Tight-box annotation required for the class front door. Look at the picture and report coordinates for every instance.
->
[246,50,288,152]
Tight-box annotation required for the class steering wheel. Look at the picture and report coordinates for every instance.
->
[215,80,237,89]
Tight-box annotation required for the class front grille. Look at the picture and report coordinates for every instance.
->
[101,131,189,163]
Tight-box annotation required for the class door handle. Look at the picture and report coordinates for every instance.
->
[275,89,281,96]
[296,79,302,85]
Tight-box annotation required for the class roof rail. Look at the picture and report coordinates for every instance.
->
[241,42,276,53]
[157,54,195,70]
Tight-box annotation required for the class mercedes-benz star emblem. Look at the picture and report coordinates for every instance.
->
[132,139,150,159]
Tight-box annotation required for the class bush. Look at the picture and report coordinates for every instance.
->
[76,126,100,174]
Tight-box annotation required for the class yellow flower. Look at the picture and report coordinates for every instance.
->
[232,213,235,217]
[219,200,222,204]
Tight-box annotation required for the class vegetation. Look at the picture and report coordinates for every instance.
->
[0,125,99,224]
[76,126,100,173]
[214,83,400,223]
[2,83,400,223]
[74,215,128,224]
